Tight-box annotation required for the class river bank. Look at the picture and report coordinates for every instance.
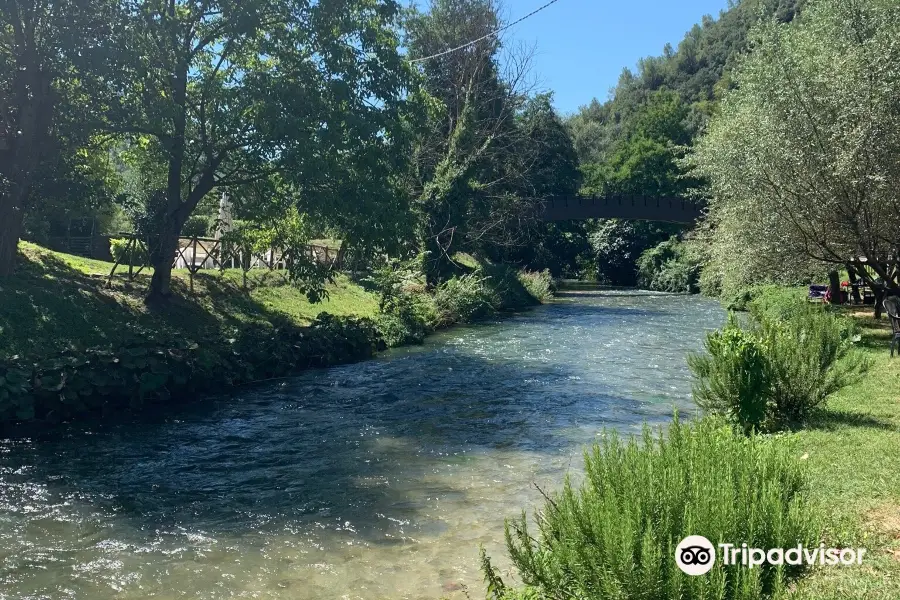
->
[0,243,549,425]
[0,286,725,599]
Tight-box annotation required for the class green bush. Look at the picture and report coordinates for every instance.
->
[745,286,807,321]
[479,263,543,310]
[367,258,437,346]
[757,302,866,429]
[181,214,212,237]
[109,237,145,266]
[517,269,554,303]
[483,416,820,600]
[688,316,770,433]
[374,295,436,347]
[433,272,498,327]
[690,300,866,432]
[637,236,702,293]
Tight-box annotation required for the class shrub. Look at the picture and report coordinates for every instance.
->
[181,214,212,237]
[374,295,436,347]
[367,258,437,346]
[637,236,702,293]
[688,316,770,433]
[690,300,866,431]
[478,263,542,310]
[433,272,498,326]
[746,286,807,322]
[483,416,820,600]
[757,302,866,429]
[109,237,145,266]
[517,269,554,303]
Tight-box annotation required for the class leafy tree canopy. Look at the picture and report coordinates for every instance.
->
[689,0,900,300]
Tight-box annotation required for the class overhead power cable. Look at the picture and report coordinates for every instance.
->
[409,0,563,64]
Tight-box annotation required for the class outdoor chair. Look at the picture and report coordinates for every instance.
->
[808,284,828,303]
[885,296,900,357]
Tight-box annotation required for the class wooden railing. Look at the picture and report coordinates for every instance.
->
[106,234,344,291]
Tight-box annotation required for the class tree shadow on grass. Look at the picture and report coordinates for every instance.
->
[807,409,898,432]
[0,252,159,358]
[0,251,310,360]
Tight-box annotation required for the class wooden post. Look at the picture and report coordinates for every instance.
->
[128,237,135,280]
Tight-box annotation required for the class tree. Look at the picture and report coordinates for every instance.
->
[488,93,585,275]
[405,0,546,284]
[566,0,804,168]
[689,0,900,308]
[0,0,116,275]
[110,0,414,303]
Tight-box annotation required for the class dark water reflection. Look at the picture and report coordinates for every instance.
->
[0,289,723,599]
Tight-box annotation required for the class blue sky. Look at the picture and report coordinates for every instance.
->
[503,0,730,115]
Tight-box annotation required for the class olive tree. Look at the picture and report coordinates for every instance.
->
[689,0,900,306]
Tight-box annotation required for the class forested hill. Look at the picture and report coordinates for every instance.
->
[552,0,803,288]
[569,0,803,166]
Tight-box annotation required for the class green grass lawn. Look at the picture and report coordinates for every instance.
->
[0,242,379,359]
[780,311,900,599]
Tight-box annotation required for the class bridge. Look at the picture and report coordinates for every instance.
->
[539,195,704,224]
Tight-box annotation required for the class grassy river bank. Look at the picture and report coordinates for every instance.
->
[0,242,550,425]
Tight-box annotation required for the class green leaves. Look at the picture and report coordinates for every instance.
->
[690,300,868,433]
[689,0,900,298]
[489,416,820,600]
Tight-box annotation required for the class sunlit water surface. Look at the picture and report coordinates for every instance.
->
[0,289,723,599]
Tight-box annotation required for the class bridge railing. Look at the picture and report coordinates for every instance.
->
[540,195,705,224]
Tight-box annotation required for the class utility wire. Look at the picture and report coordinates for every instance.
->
[409,0,563,64]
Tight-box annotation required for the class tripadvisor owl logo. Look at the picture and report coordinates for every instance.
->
[675,535,867,576]
[675,535,716,576]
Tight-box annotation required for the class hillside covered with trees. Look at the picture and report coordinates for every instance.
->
[561,0,804,287]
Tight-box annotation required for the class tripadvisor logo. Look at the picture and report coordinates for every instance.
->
[675,535,716,575]
[675,536,867,576]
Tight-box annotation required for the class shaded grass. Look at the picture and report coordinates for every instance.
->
[1,242,379,359]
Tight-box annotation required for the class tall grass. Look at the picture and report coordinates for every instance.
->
[517,269,554,303]
[482,417,820,600]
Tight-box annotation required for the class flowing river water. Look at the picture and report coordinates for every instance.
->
[0,288,724,600]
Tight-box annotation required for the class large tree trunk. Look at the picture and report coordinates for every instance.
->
[827,270,842,305]
[145,219,182,305]
[0,193,26,276]
[0,31,53,276]
[146,53,188,305]
[874,287,885,319]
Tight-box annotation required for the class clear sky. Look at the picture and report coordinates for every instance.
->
[503,0,730,115]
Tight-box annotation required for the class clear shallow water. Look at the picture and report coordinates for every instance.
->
[0,289,724,600]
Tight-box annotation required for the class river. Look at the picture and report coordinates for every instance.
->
[0,288,724,599]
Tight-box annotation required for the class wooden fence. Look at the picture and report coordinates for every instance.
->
[106,234,344,292]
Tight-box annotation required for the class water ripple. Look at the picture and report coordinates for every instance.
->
[0,290,723,599]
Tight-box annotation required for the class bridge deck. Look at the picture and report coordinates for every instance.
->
[540,196,704,224]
